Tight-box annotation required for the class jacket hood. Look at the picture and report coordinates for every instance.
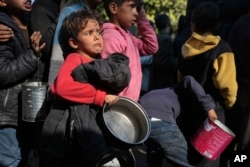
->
[181,32,221,59]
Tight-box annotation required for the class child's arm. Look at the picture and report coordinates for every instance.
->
[133,9,158,56]
[50,55,107,107]
[179,75,218,120]
[0,31,44,86]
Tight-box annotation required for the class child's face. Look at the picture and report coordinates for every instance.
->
[115,0,138,29]
[4,0,32,12]
[72,19,103,58]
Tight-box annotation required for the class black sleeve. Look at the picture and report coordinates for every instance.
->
[0,40,38,87]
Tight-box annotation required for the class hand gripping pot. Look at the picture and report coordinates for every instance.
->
[98,97,151,149]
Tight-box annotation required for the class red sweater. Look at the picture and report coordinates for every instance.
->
[50,53,106,107]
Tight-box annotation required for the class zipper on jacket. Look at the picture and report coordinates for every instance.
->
[3,89,10,108]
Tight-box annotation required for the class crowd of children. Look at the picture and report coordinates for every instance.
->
[0,0,250,167]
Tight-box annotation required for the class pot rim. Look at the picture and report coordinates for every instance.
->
[102,96,151,145]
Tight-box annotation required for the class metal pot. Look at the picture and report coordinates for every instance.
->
[98,97,151,149]
[22,82,48,122]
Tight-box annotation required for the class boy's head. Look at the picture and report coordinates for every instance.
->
[0,0,32,13]
[191,1,220,34]
[103,0,142,29]
[60,9,103,58]
[155,13,171,32]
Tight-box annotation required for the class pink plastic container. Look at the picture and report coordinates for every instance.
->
[190,118,235,160]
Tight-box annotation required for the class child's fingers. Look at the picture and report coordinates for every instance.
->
[0,24,13,42]
[39,42,46,50]
[30,31,42,45]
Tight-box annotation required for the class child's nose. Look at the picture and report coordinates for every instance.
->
[94,33,101,40]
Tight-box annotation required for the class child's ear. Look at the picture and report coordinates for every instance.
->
[0,0,7,7]
[68,38,78,49]
[109,2,118,14]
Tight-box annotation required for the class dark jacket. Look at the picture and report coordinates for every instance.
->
[179,39,236,110]
[0,12,39,126]
[42,54,131,166]
[150,30,178,89]
[228,13,250,91]
[30,0,61,82]
[72,53,131,94]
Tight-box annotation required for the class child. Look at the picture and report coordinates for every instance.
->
[101,0,158,102]
[139,75,217,167]
[48,0,103,85]
[42,9,131,167]
[0,0,45,166]
[178,1,238,166]
[151,13,177,89]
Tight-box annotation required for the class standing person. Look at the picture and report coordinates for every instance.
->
[0,0,45,166]
[41,9,132,167]
[139,75,217,167]
[140,55,153,96]
[173,15,190,60]
[0,0,73,82]
[178,1,238,167]
[30,0,69,82]
[150,13,177,90]
[227,2,250,153]
[100,0,158,102]
[48,0,102,85]
[28,1,66,162]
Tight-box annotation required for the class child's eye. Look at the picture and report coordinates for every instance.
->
[86,32,91,36]
[85,31,92,36]
[130,4,136,9]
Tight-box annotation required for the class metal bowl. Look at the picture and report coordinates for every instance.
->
[99,97,151,149]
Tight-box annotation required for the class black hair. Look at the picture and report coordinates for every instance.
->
[103,0,125,18]
[59,9,103,57]
[155,13,171,31]
[103,0,141,18]
[191,1,220,34]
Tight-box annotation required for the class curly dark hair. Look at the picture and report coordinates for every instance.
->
[59,9,103,57]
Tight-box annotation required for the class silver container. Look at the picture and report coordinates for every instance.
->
[99,97,151,149]
[22,82,48,122]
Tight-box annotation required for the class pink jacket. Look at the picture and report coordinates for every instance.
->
[101,10,158,101]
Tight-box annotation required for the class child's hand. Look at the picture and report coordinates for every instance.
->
[207,109,218,121]
[30,31,46,58]
[105,95,119,106]
[0,24,13,42]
